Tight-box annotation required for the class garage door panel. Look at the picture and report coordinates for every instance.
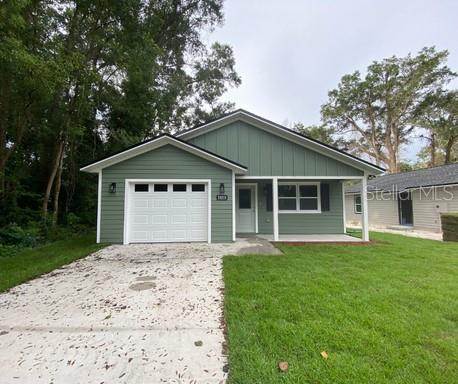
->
[128,182,208,243]
[171,198,187,208]
[133,215,148,224]
[190,229,206,241]
[190,214,206,224]
[168,230,186,241]
[171,214,187,225]
[134,199,149,209]
[190,198,206,208]
[132,231,148,242]
[152,199,168,208]
[151,215,167,224]
[152,230,167,241]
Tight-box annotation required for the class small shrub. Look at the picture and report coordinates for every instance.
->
[441,213,458,242]
[0,223,42,247]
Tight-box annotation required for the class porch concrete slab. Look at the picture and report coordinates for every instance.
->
[0,240,273,384]
[258,234,363,242]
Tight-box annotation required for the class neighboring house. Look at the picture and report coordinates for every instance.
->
[345,163,458,233]
[81,109,383,244]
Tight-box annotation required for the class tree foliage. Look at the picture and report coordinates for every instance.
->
[415,90,458,166]
[0,0,240,229]
[292,123,350,150]
[321,47,456,173]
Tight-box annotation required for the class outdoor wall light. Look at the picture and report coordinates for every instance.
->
[109,182,117,193]
[219,183,225,194]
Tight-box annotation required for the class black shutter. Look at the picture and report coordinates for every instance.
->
[320,183,330,211]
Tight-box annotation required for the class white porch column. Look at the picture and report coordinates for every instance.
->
[341,181,347,234]
[272,177,279,241]
[232,171,236,241]
[361,174,369,241]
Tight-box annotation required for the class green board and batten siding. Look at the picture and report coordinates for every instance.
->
[100,145,232,243]
[236,179,345,235]
[190,121,359,235]
[188,121,363,177]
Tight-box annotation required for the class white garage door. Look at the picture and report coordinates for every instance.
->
[127,181,209,243]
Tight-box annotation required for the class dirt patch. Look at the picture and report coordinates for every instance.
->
[128,282,156,291]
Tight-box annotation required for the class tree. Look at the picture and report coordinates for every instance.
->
[321,47,456,173]
[292,123,349,149]
[415,90,458,166]
[0,0,241,228]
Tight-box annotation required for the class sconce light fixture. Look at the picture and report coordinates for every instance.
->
[109,182,117,193]
[219,183,225,194]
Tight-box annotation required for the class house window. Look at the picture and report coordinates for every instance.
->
[134,184,149,192]
[191,184,205,192]
[354,195,362,214]
[278,183,320,213]
[238,188,251,209]
[154,184,168,192]
[173,184,187,192]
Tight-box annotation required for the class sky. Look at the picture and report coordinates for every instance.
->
[206,0,458,162]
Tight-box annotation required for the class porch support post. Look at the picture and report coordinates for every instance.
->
[341,181,346,234]
[361,173,369,241]
[232,171,236,241]
[272,177,279,241]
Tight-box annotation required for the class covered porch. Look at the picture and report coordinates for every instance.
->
[234,176,370,242]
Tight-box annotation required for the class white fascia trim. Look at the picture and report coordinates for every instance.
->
[80,136,247,174]
[97,171,102,243]
[123,178,212,245]
[236,175,365,180]
[177,111,383,174]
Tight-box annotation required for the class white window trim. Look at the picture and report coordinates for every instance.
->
[354,194,362,214]
[278,182,321,214]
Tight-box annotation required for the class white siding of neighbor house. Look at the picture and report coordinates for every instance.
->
[345,186,458,233]
[411,186,458,232]
[345,192,398,228]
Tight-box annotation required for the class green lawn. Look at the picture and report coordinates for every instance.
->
[0,233,106,292]
[224,232,458,383]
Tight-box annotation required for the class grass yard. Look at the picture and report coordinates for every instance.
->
[224,232,458,383]
[0,233,105,292]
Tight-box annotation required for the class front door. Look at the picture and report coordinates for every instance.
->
[398,192,413,226]
[236,185,256,233]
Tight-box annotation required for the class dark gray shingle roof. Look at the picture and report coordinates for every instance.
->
[346,162,458,193]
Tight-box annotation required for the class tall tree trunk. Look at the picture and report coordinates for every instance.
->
[430,132,437,167]
[42,140,65,220]
[444,137,455,164]
[52,146,65,226]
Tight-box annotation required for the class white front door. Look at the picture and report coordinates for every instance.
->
[236,185,256,233]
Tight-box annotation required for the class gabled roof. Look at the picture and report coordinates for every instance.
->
[80,134,248,174]
[177,109,385,175]
[345,163,458,193]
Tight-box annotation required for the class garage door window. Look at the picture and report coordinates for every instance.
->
[154,184,168,192]
[135,184,149,192]
[192,184,205,192]
[173,184,187,192]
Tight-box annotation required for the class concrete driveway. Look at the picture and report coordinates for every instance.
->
[0,240,278,384]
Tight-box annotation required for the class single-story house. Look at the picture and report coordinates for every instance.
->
[81,109,384,244]
[345,163,458,233]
